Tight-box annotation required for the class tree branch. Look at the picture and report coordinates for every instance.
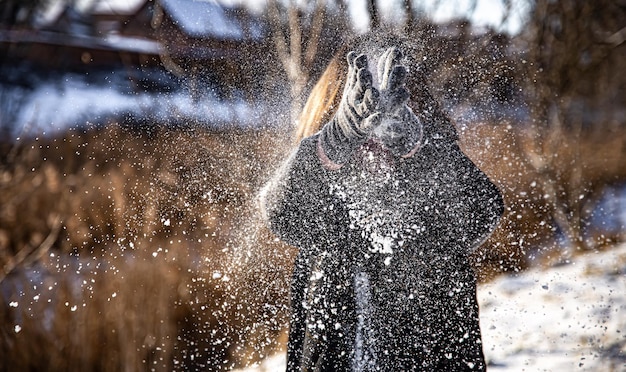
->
[268,0,295,79]
[288,0,302,76]
[304,0,326,69]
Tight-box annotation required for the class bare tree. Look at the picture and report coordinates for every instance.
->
[403,0,414,30]
[367,0,380,29]
[516,0,626,252]
[268,0,326,124]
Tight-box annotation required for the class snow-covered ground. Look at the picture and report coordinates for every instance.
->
[481,244,626,371]
[238,243,626,371]
[0,67,280,139]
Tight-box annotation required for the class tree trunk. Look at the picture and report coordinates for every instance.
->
[268,0,326,125]
[404,0,414,30]
[367,0,380,30]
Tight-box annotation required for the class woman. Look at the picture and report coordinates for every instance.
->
[260,36,504,371]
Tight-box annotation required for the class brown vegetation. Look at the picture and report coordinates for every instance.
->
[0,124,296,371]
[514,0,626,253]
[461,122,626,281]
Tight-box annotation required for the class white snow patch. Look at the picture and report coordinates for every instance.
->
[234,352,287,372]
[479,243,626,371]
[159,0,244,39]
[4,71,270,138]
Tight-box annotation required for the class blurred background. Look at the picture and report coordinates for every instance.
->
[0,0,624,370]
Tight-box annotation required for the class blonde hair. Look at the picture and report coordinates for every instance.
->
[294,48,349,143]
[294,33,458,144]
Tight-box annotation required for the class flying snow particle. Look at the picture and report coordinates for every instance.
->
[14,325,21,333]
[9,301,18,308]
[310,270,324,281]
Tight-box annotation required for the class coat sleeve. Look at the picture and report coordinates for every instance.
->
[401,139,504,254]
[406,82,502,252]
[259,135,341,249]
[450,143,504,251]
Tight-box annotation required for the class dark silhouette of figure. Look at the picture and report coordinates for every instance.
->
[261,37,504,371]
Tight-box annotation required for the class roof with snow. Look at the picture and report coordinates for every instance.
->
[159,0,250,40]
[91,0,146,15]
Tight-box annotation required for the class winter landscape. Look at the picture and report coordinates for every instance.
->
[1,0,625,371]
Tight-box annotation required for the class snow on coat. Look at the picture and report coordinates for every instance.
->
[260,126,504,371]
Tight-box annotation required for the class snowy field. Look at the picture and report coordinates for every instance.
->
[1,67,278,139]
[238,243,626,371]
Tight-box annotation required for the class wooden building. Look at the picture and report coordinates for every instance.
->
[0,0,266,74]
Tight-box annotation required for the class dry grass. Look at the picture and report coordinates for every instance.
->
[461,122,626,280]
[0,124,295,371]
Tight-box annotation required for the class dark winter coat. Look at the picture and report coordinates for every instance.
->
[261,126,504,371]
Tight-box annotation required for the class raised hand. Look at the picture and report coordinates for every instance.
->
[319,52,381,166]
[336,51,381,137]
[373,47,423,157]
[377,47,410,115]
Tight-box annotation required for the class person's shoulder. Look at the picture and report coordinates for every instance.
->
[415,134,458,158]
[293,132,322,160]
[288,132,323,169]
[299,132,321,148]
